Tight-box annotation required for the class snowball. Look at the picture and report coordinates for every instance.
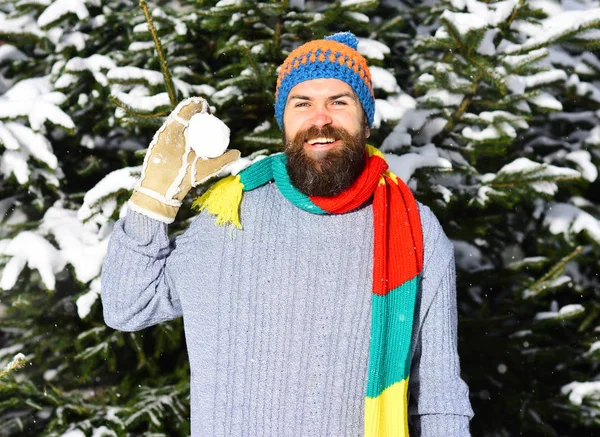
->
[185,113,230,159]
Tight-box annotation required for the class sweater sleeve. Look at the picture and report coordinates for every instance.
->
[100,210,183,332]
[408,204,474,436]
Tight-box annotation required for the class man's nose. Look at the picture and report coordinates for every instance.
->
[310,106,333,127]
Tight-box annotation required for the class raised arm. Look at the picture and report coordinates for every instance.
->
[100,97,238,332]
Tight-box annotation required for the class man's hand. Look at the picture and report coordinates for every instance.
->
[128,97,240,223]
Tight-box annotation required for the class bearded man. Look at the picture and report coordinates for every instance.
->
[101,32,473,436]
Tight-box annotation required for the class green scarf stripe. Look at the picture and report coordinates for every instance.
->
[365,274,420,398]
[239,154,327,214]
[239,155,277,190]
[271,155,327,214]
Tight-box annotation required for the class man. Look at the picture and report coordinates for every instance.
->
[101,32,473,436]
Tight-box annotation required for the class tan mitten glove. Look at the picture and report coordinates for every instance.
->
[128,97,240,223]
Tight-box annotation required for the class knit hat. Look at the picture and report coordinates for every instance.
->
[274,32,375,129]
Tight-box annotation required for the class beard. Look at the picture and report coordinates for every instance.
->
[283,124,367,197]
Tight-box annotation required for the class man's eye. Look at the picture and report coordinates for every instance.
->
[295,102,309,107]
[332,100,347,105]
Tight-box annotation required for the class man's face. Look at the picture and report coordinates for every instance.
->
[282,78,370,197]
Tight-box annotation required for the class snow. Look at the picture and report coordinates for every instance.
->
[113,91,170,113]
[535,303,585,320]
[384,144,452,182]
[357,38,390,61]
[544,203,600,244]
[0,76,74,131]
[524,70,567,88]
[373,94,416,128]
[56,32,88,52]
[370,67,400,93]
[211,86,242,106]
[523,275,571,298]
[38,0,89,28]
[91,427,117,437]
[0,231,66,290]
[2,352,26,372]
[414,118,447,145]
[44,368,58,381]
[76,277,101,319]
[496,158,580,195]
[185,113,230,159]
[419,90,464,107]
[252,121,271,134]
[566,74,600,103]
[452,240,492,272]
[562,381,600,405]
[0,11,44,39]
[477,28,497,56]
[503,8,600,54]
[107,66,164,86]
[0,150,29,184]
[462,125,503,142]
[584,125,600,146]
[440,11,487,36]
[0,45,27,64]
[1,123,58,168]
[59,430,86,437]
[527,92,563,111]
[565,150,597,182]
[128,41,155,52]
[502,48,548,71]
[464,0,517,26]
[341,0,374,7]
[346,12,370,23]
[215,0,242,7]
[585,341,600,356]
[381,109,431,151]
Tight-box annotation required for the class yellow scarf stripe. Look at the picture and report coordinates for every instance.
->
[192,175,244,229]
[364,379,410,437]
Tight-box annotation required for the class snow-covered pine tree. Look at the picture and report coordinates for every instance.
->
[0,0,195,435]
[377,0,600,434]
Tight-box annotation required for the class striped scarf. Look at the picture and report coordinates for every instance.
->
[193,145,423,436]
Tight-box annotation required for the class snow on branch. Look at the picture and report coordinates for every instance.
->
[544,203,600,245]
[503,8,600,55]
[0,205,109,292]
[562,381,600,406]
[37,0,90,29]
[0,77,74,132]
[0,11,45,40]
[0,353,26,380]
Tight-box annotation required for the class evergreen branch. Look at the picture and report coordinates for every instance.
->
[242,46,270,104]
[0,353,26,380]
[489,175,581,188]
[110,96,170,119]
[140,0,177,108]
[525,246,584,298]
[440,78,481,134]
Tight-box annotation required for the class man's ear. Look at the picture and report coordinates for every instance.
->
[365,125,370,139]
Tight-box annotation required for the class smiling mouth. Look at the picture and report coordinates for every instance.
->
[306,137,338,148]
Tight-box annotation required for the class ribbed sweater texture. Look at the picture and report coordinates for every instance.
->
[101,183,473,436]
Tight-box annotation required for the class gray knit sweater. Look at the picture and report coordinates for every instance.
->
[101,182,473,436]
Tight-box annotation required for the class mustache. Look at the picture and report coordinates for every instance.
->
[293,125,349,144]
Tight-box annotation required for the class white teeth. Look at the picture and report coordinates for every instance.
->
[307,138,335,145]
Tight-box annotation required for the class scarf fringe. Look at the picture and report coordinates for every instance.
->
[192,175,244,228]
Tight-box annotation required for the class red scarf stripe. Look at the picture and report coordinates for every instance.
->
[385,175,423,292]
[310,154,388,213]
[372,174,424,296]
[372,182,389,295]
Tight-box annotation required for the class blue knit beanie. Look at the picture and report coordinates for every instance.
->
[274,32,375,129]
